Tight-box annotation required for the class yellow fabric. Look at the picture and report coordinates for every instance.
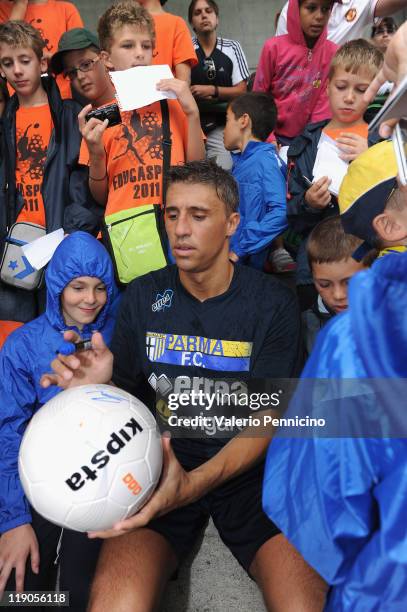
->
[338,141,397,215]
[378,245,407,258]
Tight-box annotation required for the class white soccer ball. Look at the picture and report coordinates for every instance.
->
[18,384,163,532]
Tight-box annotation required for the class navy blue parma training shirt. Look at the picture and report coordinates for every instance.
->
[111,264,300,459]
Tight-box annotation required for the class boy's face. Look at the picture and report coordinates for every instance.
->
[61,276,107,330]
[102,25,153,71]
[0,44,46,99]
[223,107,244,151]
[62,48,110,103]
[372,23,396,53]
[191,0,218,35]
[299,0,332,42]
[165,181,239,274]
[327,67,371,125]
[312,258,365,314]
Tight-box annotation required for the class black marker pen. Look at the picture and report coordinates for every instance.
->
[74,339,93,352]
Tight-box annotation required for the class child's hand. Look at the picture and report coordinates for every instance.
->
[157,78,199,117]
[229,251,239,263]
[336,133,368,162]
[190,84,216,100]
[0,524,39,596]
[304,177,332,209]
[40,331,113,390]
[78,105,108,158]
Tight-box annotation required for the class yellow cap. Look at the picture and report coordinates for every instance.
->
[339,141,398,243]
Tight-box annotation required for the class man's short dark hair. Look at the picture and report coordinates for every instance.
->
[229,93,277,141]
[166,160,239,215]
[188,0,219,24]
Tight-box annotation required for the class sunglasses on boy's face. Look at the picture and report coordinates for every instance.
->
[374,25,397,36]
[203,57,216,80]
[63,56,100,81]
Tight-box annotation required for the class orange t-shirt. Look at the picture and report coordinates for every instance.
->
[0,0,83,98]
[0,321,24,348]
[15,104,53,226]
[152,13,197,73]
[79,99,189,216]
[0,1,83,55]
[323,123,369,141]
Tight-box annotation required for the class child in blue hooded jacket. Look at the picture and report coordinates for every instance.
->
[0,232,119,611]
[223,92,288,271]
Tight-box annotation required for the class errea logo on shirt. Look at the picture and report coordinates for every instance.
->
[152,289,173,312]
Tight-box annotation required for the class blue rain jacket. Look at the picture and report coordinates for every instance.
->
[230,141,287,258]
[263,252,407,611]
[0,232,119,533]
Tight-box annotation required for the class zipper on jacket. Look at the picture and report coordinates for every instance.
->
[308,50,312,61]
[37,131,56,231]
[106,207,156,231]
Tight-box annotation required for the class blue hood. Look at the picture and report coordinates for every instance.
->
[263,251,407,610]
[45,231,118,333]
[232,140,284,167]
[347,251,407,378]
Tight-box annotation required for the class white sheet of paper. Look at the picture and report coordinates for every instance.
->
[22,228,64,270]
[312,138,349,196]
[109,65,177,111]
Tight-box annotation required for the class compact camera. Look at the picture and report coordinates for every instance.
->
[85,103,122,128]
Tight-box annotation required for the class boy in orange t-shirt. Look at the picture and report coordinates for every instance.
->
[0,20,100,346]
[50,28,117,109]
[79,2,204,282]
[136,0,197,81]
[0,0,83,98]
[286,39,383,308]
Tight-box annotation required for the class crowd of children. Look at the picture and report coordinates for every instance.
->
[0,0,406,609]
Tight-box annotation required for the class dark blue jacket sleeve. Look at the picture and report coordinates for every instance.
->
[64,162,104,235]
[61,100,104,236]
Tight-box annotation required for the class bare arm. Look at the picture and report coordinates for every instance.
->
[78,105,108,206]
[374,0,407,17]
[188,421,272,494]
[174,62,192,84]
[9,0,28,20]
[191,79,247,102]
[156,78,205,161]
[217,79,247,101]
[185,111,205,161]
[89,417,274,539]
[88,154,108,206]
